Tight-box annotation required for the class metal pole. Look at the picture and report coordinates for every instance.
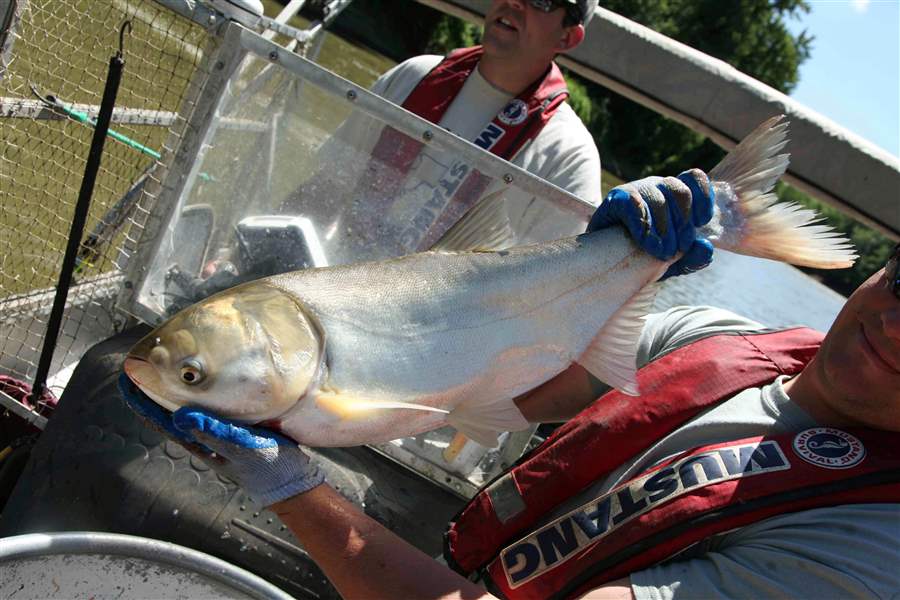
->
[29,22,131,406]
[0,0,26,82]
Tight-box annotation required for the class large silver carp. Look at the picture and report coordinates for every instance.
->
[123,116,855,447]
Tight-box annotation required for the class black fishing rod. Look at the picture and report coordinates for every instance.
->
[28,21,132,406]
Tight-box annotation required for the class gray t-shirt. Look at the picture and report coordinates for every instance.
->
[594,306,900,599]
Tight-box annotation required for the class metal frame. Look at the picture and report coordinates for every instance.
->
[373,429,541,499]
[118,21,592,496]
[0,532,294,599]
[118,22,248,324]
[0,98,267,130]
[153,0,355,47]
[0,390,47,430]
[0,0,24,82]
[376,441,479,499]
[123,20,598,323]
[150,0,219,31]
[1,99,179,125]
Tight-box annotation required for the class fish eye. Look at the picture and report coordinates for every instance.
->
[179,360,205,385]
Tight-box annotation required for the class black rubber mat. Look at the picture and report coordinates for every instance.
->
[0,326,464,598]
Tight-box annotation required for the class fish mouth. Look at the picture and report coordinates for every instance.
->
[123,356,183,413]
[123,355,148,382]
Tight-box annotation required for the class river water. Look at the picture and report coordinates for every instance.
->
[653,251,846,332]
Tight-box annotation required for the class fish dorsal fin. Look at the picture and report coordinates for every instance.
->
[447,396,530,448]
[430,190,517,252]
[576,283,659,396]
[315,390,449,420]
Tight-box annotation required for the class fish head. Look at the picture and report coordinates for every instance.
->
[124,283,323,423]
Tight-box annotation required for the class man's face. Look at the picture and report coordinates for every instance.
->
[813,261,900,430]
[482,0,578,67]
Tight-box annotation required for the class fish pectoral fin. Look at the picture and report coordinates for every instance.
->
[576,283,659,396]
[315,391,449,420]
[430,189,517,252]
[447,397,530,448]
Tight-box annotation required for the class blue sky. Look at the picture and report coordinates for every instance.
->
[785,0,900,158]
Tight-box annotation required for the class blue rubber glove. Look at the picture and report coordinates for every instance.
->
[588,169,716,279]
[118,374,325,506]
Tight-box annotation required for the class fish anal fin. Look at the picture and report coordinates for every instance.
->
[430,190,517,252]
[576,283,659,396]
[447,396,530,448]
[315,391,449,421]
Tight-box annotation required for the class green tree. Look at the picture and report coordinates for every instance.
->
[597,0,813,179]
[329,0,445,60]
[425,16,481,54]
[592,0,895,297]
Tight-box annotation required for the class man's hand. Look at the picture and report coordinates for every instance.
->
[118,374,324,506]
[588,168,715,279]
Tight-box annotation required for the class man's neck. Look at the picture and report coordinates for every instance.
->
[477,56,552,96]
[782,364,859,428]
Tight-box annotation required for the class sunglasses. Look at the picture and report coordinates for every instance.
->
[527,0,583,23]
[887,243,900,299]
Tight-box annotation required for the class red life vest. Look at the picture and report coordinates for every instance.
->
[444,328,900,600]
[360,46,569,252]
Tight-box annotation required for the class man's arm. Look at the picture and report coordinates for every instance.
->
[514,362,608,422]
[513,170,719,421]
[272,484,486,600]
[272,485,634,600]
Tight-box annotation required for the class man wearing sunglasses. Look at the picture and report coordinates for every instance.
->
[286,0,712,277]
[371,0,602,236]
[123,233,899,598]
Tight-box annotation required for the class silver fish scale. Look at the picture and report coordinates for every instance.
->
[267,228,663,446]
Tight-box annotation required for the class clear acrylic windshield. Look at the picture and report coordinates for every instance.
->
[134,32,594,496]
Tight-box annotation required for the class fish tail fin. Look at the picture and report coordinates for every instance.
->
[706,115,857,269]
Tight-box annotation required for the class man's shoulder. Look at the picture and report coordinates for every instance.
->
[374,54,444,97]
[528,101,599,166]
[394,54,445,73]
[513,98,602,209]
[518,100,600,181]
[638,306,768,366]
[544,101,593,139]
